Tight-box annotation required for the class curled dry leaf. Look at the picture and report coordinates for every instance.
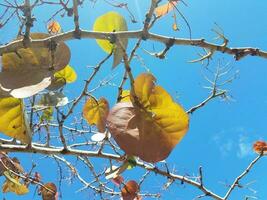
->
[37,92,68,107]
[83,97,109,133]
[2,171,29,195]
[121,180,139,200]
[0,97,31,144]
[105,163,128,180]
[0,33,71,98]
[93,11,128,68]
[155,0,179,17]
[40,107,54,122]
[0,154,24,176]
[253,141,267,154]
[112,175,124,187]
[40,182,58,200]
[0,69,52,98]
[107,73,189,162]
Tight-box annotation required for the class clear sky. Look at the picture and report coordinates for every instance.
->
[1,0,267,200]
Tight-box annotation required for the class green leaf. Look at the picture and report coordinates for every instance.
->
[40,107,54,122]
[38,92,68,107]
[127,156,137,170]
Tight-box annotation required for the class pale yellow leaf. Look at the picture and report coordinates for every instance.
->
[93,12,128,68]
[2,172,29,195]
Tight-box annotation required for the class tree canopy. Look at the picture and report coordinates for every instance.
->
[0,0,267,200]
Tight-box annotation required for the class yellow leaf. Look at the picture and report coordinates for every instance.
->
[54,65,77,83]
[83,97,109,132]
[132,73,156,108]
[107,73,189,162]
[47,21,61,34]
[0,97,31,144]
[93,11,128,68]
[155,1,178,17]
[2,172,29,195]
[120,90,131,102]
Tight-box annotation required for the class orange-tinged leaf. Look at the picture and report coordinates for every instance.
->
[47,21,61,34]
[40,182,58,200]
[121,180,139,200]
[155,1,178,17]
[172,13,179,31]
[253,141,267,154]
[107,73,189,162]
[83,97,109,132]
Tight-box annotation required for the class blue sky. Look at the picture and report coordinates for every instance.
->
[1,0,267,199]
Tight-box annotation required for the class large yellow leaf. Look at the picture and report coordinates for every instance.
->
[107,73,189,162]
[2,171,29,195]
[0,33,71,98]
[93,11,128,68]
[83,97,109,132]
[0,97,31,143]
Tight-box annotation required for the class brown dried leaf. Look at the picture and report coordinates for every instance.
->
[0,33,70,98]
[112,175,124,187]
[40,182,58,200]
[0,69,52,98]
[121,180,139,200]
[253,141,267,154]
